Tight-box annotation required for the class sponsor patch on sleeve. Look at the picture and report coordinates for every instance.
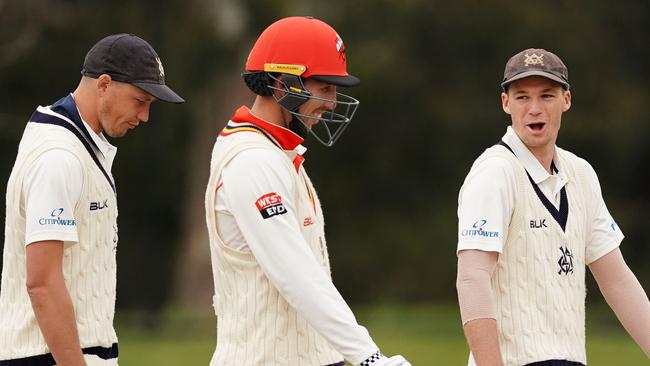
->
[255,192,287,219]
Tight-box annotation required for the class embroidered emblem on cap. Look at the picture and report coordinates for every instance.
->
[156,57,165,79]
[524,53,544,67]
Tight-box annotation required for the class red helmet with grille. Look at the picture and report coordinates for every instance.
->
[245,16,359,87]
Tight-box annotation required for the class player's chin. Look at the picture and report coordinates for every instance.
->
[106,128,129,138]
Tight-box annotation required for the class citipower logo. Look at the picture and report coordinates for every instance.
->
[38,208,76,226]
[461,219,499,238]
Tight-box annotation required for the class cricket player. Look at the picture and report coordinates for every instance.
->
[204,16,411,366]
[0,34,183,365]
[456,48,650,365]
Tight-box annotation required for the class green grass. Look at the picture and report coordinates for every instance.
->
[114,303,647,365]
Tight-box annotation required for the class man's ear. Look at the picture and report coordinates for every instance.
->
[563,90,572,112]
[501,92,511,115]
[96,74,112,94]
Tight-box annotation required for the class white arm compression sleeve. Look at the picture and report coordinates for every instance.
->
[456,249,498,325]
[590,248,650,358]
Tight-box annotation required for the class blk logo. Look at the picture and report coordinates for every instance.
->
[530,219,548,229]
[90,200,109,211]
[558,246,574,275]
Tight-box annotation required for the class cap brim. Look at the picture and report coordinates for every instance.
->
[501,70,569,90]
[310,74,360,87]
[133,82,185,103]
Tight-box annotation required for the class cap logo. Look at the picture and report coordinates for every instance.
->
[156,57,165,79]
[335,34,343,52]
[335,34,346,61]
[524,53,544,67]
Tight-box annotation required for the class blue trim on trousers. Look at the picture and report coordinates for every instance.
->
[0,343,118,365]
[525,360,585,366]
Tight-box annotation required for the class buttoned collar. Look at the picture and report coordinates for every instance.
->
[502,126,567,186]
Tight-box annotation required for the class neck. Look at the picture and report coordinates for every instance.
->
[529,145,555,174]
[72,80,101,134]
[250,95,289,128]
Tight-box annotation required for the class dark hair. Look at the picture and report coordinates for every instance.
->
[242,72,273,96]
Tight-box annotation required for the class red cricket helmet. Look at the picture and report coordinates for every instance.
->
[245,16,360,87]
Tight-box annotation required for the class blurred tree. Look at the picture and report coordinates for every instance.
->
[1,0,649,316]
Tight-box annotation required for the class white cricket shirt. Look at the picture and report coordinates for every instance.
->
[23,95,116,245]
[208,106,378,365]
[457,126,623,264]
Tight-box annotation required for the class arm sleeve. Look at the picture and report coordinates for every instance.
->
[589,248,650,357]
[457,156,516,253]
[583,163,624,264]
[23,149,83,245]
[456,249,498,325]
[221,149,378,365]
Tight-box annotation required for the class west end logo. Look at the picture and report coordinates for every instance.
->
[461,219,499,238]
[255,192,287,219]
[39,208,76,226]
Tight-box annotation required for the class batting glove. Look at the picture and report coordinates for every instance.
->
[357,351,412,366]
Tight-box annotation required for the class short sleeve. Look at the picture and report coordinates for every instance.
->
[23,149,83,245]
[583,163,624,264]
[457,156,517,253]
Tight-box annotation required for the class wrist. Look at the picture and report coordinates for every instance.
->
[359,350,386,366]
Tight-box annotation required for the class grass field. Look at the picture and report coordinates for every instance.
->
[115,303,647,365]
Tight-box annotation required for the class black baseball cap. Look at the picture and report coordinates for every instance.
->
[81,33,184,103]
[501,48,570,91]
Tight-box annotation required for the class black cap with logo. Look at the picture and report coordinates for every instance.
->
[81,33,184,103]
[501,48,570,91]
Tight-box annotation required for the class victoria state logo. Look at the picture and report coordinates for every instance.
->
[38,208,76,226]
[461,219,499,238]
[255,192,287,219]
[558,246,574,275]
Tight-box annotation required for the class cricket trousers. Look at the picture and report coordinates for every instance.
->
[526,360,585,366]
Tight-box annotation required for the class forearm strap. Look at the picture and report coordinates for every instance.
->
[457,249,498,325]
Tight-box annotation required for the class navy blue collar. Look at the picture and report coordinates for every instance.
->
[50,94,103,156]
[28,95,116,193]
[497,140,568,232]
[50,94,83,125]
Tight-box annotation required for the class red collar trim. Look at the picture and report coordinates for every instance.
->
[293,155,305,172]
[231,106,304,150]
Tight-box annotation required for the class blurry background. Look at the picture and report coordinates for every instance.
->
[1,0,649,364]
